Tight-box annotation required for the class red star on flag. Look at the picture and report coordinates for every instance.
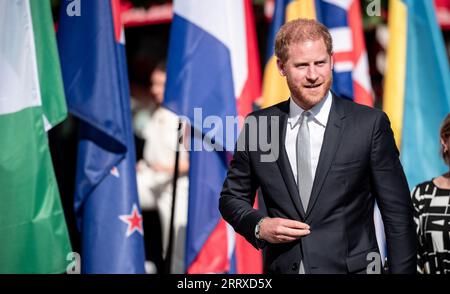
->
[119,204,144,237]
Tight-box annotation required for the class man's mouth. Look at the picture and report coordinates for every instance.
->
[304,83,322,89]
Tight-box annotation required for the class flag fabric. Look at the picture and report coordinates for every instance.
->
[0,0,71,273]
[435,0,450,30]
[57,0,145,273]
[315,0,373,106]
[262,0,373,108]
[383,0,450,188]
[164,0,262,273]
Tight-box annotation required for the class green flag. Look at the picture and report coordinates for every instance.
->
[0,0,72,273]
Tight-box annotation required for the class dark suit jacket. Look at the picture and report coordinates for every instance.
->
[219,93,417,274]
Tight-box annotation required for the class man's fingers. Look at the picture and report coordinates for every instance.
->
[260,217,311,243]
[274,226,311,238]
[279,227,311,238]
[277,218,310,230]
[274,235,297,243]
[271,229,310,243]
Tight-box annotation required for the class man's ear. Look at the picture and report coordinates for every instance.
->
[276,58,286,76]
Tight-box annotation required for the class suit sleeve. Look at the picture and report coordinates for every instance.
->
[369,112,417,274]
[219,118,266,249]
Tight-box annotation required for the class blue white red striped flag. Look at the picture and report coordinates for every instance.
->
[164,0,262,273]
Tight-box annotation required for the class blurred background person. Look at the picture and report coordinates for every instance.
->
[412,113,450,274]
[135,61,189,273]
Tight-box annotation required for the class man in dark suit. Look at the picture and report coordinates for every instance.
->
[219,19,416,274]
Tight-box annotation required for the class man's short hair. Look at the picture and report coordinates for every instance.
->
[275,18,333,63]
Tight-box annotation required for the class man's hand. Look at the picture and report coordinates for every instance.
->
[259,217,310,243]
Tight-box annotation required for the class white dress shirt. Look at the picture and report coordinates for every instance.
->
[285,91,332,185]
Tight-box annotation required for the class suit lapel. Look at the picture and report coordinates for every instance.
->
[305,94,346,218]
[273,101,306,219]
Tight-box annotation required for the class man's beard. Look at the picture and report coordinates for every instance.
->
[289,75,333,107]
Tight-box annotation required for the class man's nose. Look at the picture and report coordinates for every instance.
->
[306,66,318,81]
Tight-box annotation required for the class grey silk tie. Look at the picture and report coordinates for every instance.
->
[296,111,312,275]
[297,111,312,211]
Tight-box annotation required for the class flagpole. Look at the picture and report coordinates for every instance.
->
[164,118,182,274]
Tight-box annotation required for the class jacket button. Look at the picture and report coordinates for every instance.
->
[292,263,298,271]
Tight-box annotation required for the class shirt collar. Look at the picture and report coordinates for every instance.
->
[288,91,332,129]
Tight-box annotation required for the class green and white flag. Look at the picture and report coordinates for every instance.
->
[0,0,72,273]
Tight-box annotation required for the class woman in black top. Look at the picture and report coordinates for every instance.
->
[412,114,450,274]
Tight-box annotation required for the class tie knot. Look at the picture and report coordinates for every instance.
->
[298,111,310,126]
